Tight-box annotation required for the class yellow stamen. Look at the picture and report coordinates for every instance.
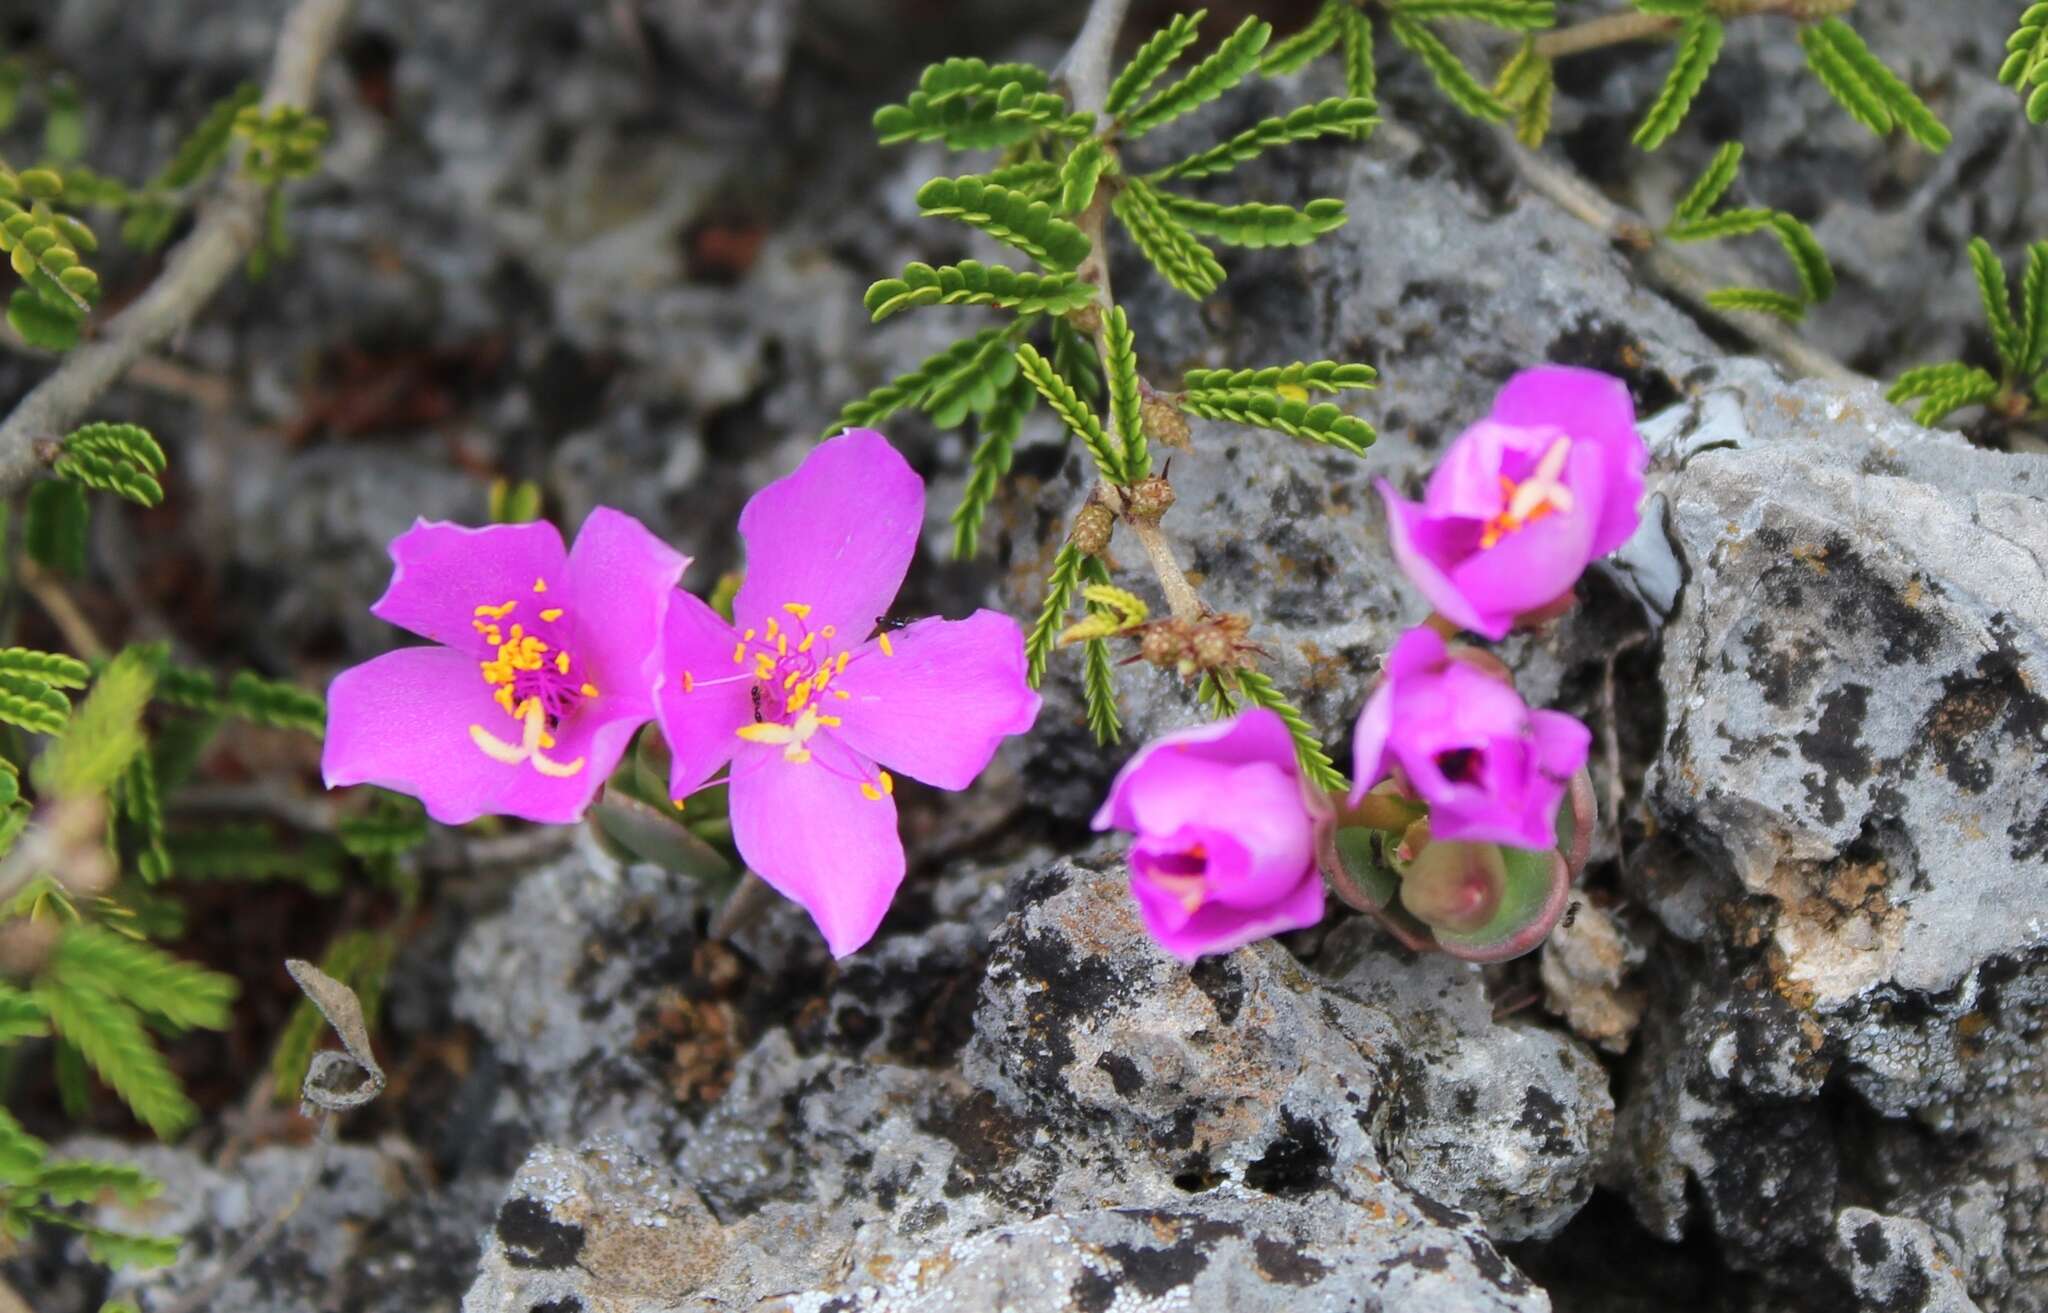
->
[817,714,842,727]
[878,632,894,657]
[468,700,584,777]
[834,689,850,700]
[786,747,812,764]
[879,770,893,795]
[798,633,816,652]
[861,782,882,801]
[682,672,695,693]
[777,634,788,655]
[555,652,571,675]
[540,607,564,622]
[533,578,547,593]
[732,641,747,664]
[821,625,836,638]
[743,628,756,640]
[782,602,812,618]
[581,682,599,698]
[474,600,517,619]
[765,617,781,641]
[737,722,797,744]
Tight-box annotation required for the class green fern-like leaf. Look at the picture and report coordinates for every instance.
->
[0,983,49,1045]
[1107,10,1206,117]
[1970,236,2027,374]
[1151,193,1348,248]
[1389,15,1506,120]
[52,924,237,1032]
[1231,669,1346,794]
[863,260,1096,321]
[923,326,1025,428]
[1886,362,2003,426]
[1339,4,1378,110]
[1112,177,1226,298]
[1704,287,1806,321]
[34,1157,161,1207]
[156,82,261,190]
[1104,306,1145,481]
[822,327,1011,438]
[952,374,1033,560]
[2021,240,2048,374]
[1057,137,1109,214]
[1262,0,1345,75]
[1079,561,1122,746]
[915,176,1091,270]
[164,823,345,894]
[34,649,154,799]
[1124,16,1273,137]
[1632,16,1723,149]
[1052,316,1103,401]
[1799,19,1950,150]
[0,1104,47,1181]
[2001,2,2048,122]
[24,477,88,575]
[23,1208,180,1269]
[35,980,194,1138]
[0,672,70,735]
[54,422,166,507]
[1027,543,1089,686]
[1390,0,1554,29]
[1015,342,1122,482]
[1666,206,1773,240]
[1769,214,1834,303]
[0,647,91,688]
[121,752,171,882]
[7,284,78,348]
[1151,97,1379,182]
[1183,361,1378,394]
[982,159,1061,195]
[1493,39,1555,146]
[1177,389,1377,456]
[1674,141,1743,224]
[225,671,325,736]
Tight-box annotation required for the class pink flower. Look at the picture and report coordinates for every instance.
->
[324,509,686,825]
[1377,365,1647,639]
[1350,626,1590,850]
[1092,709,1325,962]
[655,429,1040,958]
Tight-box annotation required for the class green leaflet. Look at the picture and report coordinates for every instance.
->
[952,373,1033,560]
[1339,4,1377,109]
[1027,544,1089,687]
[1079,556,1122,746]
[1674,142,1742,224]
[1885,363,2002,426]
[915,176,1091,269]
[1112,177,1225,299]
[1389,0,1553,30]
[1261,1,1345,76]
[1231,670,1346,794]
[1632,16,1722,149]
[1057,137,1108,214]
[1703,287,1806,321]
[1150,193,1348,248]
[1183,361,1377,394]
[1107,11,1205,117]
[2001,2,2048,122]
[1124,16,1273,137]
[1177,388,1376,456]
[1798,19,1950,151]
[821,327,1011,438]
[862,261,1097,321]
[1388,15,1505,120]
[1015,342,1122,483]
[1104,306,1146,481]
[1151,97,1378,181]
[1971,236,2027,373]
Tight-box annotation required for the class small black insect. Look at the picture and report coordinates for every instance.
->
[1562,900,1582,929]
[749,684,765,723]
[873,615,913,633]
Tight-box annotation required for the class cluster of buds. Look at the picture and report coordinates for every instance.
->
[1135,609,1257,679]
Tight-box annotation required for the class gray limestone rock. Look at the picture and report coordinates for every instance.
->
[1831,1209,1983,1313]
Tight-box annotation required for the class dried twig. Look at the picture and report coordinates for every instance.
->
[0,0,354,496]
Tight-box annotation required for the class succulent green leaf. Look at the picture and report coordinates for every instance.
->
[0,672,70,735]
[1665,206,1775,241]
[1800,19,1950,150]
[0,647,91,688]
[1769,214,1834,303]
[1885,362,2003,426]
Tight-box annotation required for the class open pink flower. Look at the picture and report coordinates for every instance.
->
[324,509,686,825]
[1377,365,1647,639]
[655,429,1039,958]
[1093,709,1325,961]
[1350,626,1589,850]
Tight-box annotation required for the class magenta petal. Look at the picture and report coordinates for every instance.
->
[731,429,924,639]
[1377,480,1497,637]
[1092,707,1302,831]
[1424,420,1515,519]
[1444,447,1604,620]
[727,743,905,957]
[828,611,1040,790]
[1349,683,1396,804]
[1490,365,1646,556]
[565,508,689,719]
[1529,709,1593,780]
[1193,764,1317,907]
[655,590,750,798]
[372,520,568,652]
[323,646,624,825]
[1132,866,1326,962]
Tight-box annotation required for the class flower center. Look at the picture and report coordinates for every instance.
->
[1479,437,1574,548]
[465,582,596,778]
[1435,747,1480,785]
[1147,842,1209,912]
[677,600,897,801]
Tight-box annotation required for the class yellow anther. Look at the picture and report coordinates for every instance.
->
[782,602,812,618]
[817,714,842,727]
[777,634,788,656]
[737,722,796,744]
[533,578,547,593]
[765,617,781,640]
[540,607,564,622]
[878,633,894,657]
[798,633,816,653]
[682,672,695,693]
[784,670,802,690]
[834,689,850,701]
[821,625,836,638]
[469,699,584,777]
[474,600,518,619]
[672,797,687,811]
[743,628,756,640]
[732,641,747,664]
[787,747,812,764]
[555,652,571,675]
[861,782,882,801]
[581,682,599,698]
[879,770,894,795]
[837,652,850,673]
